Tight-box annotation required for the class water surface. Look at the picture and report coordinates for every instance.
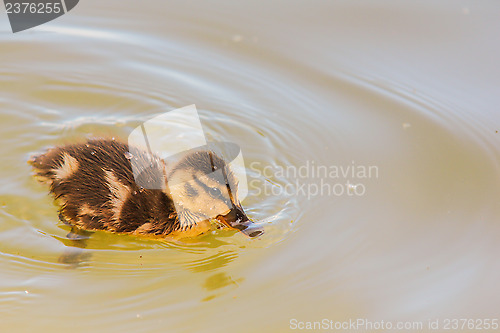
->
[1,1,499,332]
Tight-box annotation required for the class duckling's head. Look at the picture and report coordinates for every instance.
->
[165,150,263,237]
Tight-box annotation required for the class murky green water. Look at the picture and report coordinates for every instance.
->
[1,1,500,332]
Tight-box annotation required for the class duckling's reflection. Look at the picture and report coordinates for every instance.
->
[200,271,244,302]
[57,226,93,268]
[203,272,244,291]
[56,222,249,297]
[183,250,238,272]
[176,241,245,302]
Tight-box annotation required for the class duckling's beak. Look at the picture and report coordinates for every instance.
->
[216,206,264,238]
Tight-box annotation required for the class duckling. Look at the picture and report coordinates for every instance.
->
[29,139,263,239]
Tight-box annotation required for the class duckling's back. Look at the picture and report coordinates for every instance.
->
[30,139,179,235]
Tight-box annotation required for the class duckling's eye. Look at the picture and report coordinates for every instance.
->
[209,187,222,198]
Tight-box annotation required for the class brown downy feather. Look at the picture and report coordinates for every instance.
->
[29,139,180,235]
